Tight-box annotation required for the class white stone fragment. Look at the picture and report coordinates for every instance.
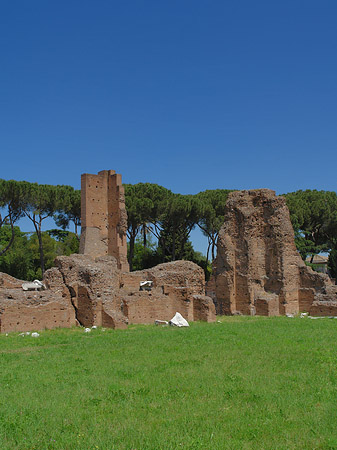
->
[300,312,308,318]
[31,332,40,338]
[286,313,294,318]
[22,280,46,291]
[139,280,153,291]
[169,312,189,327]
[91,326,97,329]
[308,316,337,319]
[155,320,169,325]
[84,328,91,333]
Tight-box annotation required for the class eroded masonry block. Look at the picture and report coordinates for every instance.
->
[0,254,216,333]
[79,170,129,272]
[120,261,215,324]
[209,189,337,316]
[0,287,76,333]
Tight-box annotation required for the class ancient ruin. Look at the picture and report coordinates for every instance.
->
[0,255,215,333]
[79,170,129,272]
[0,169,215,333]
[2,176,337,333]
[0,272,76,333]
[209,189,337,316]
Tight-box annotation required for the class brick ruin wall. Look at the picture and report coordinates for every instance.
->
[209,189,337,316]
[3,178,337,333]
[0,274,76,333]
[0,169,215,333]
[79,170,129,272]
[0,256,215,333]
[120,262,214,324]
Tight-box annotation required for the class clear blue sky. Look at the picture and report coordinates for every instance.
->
[1,1,336,252]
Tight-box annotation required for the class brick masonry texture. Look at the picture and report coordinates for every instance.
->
[79,170,129,272]
[0,256,215,333]
[0,169,215,333]
[3,180,337,333]
[208,189,337,316]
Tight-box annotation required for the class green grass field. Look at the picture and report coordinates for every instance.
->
[1,317,337,450]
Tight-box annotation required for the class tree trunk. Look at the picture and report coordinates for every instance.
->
[128,234,135,271]
[206,239,211,267]
[74,221,80,241]
[34,218,45,277]
[211,232,219,261]
[172,228,176,261]
[0,214,15,256]
[204,239,211,278]
[158,235,166,262]
[143,224,147,248]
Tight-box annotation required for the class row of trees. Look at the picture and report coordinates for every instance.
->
[1,178,337,279]
[0,180,80,276]
[285,190,337,277]
[0,179,232,277]
[125,186,337,278]
[0,225,79,280]
[124,183,232,271]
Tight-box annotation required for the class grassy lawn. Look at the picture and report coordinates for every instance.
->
[1,317,337,450]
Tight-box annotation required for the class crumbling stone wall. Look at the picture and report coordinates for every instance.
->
[120,261,215,324]
[0,282,76,333]
[0,256,215,333]
[0,273,25,289]
[210,189,337,316]
[0,167,217,333]
[47,254,128,329]
[79,170,129,272]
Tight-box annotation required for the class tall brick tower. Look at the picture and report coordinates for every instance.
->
[79,170,129,272]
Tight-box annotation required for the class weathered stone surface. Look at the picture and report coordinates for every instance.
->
[49,254,126,329]
[0,273,25,289]
[210,189,337,316]
[0,280,76,333]
[0,256,213,333]
[121,260,205,293]
[192,295,216,322]
[79,170,129,272]
[0,168,216,333]
[121,261,213,324]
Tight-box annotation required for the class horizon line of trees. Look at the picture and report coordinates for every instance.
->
[1,178,337,280]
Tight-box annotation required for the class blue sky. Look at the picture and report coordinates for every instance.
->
[1,1,336,253]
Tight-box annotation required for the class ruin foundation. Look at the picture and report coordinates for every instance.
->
[0,256,215,333]
[208,189,337,316]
